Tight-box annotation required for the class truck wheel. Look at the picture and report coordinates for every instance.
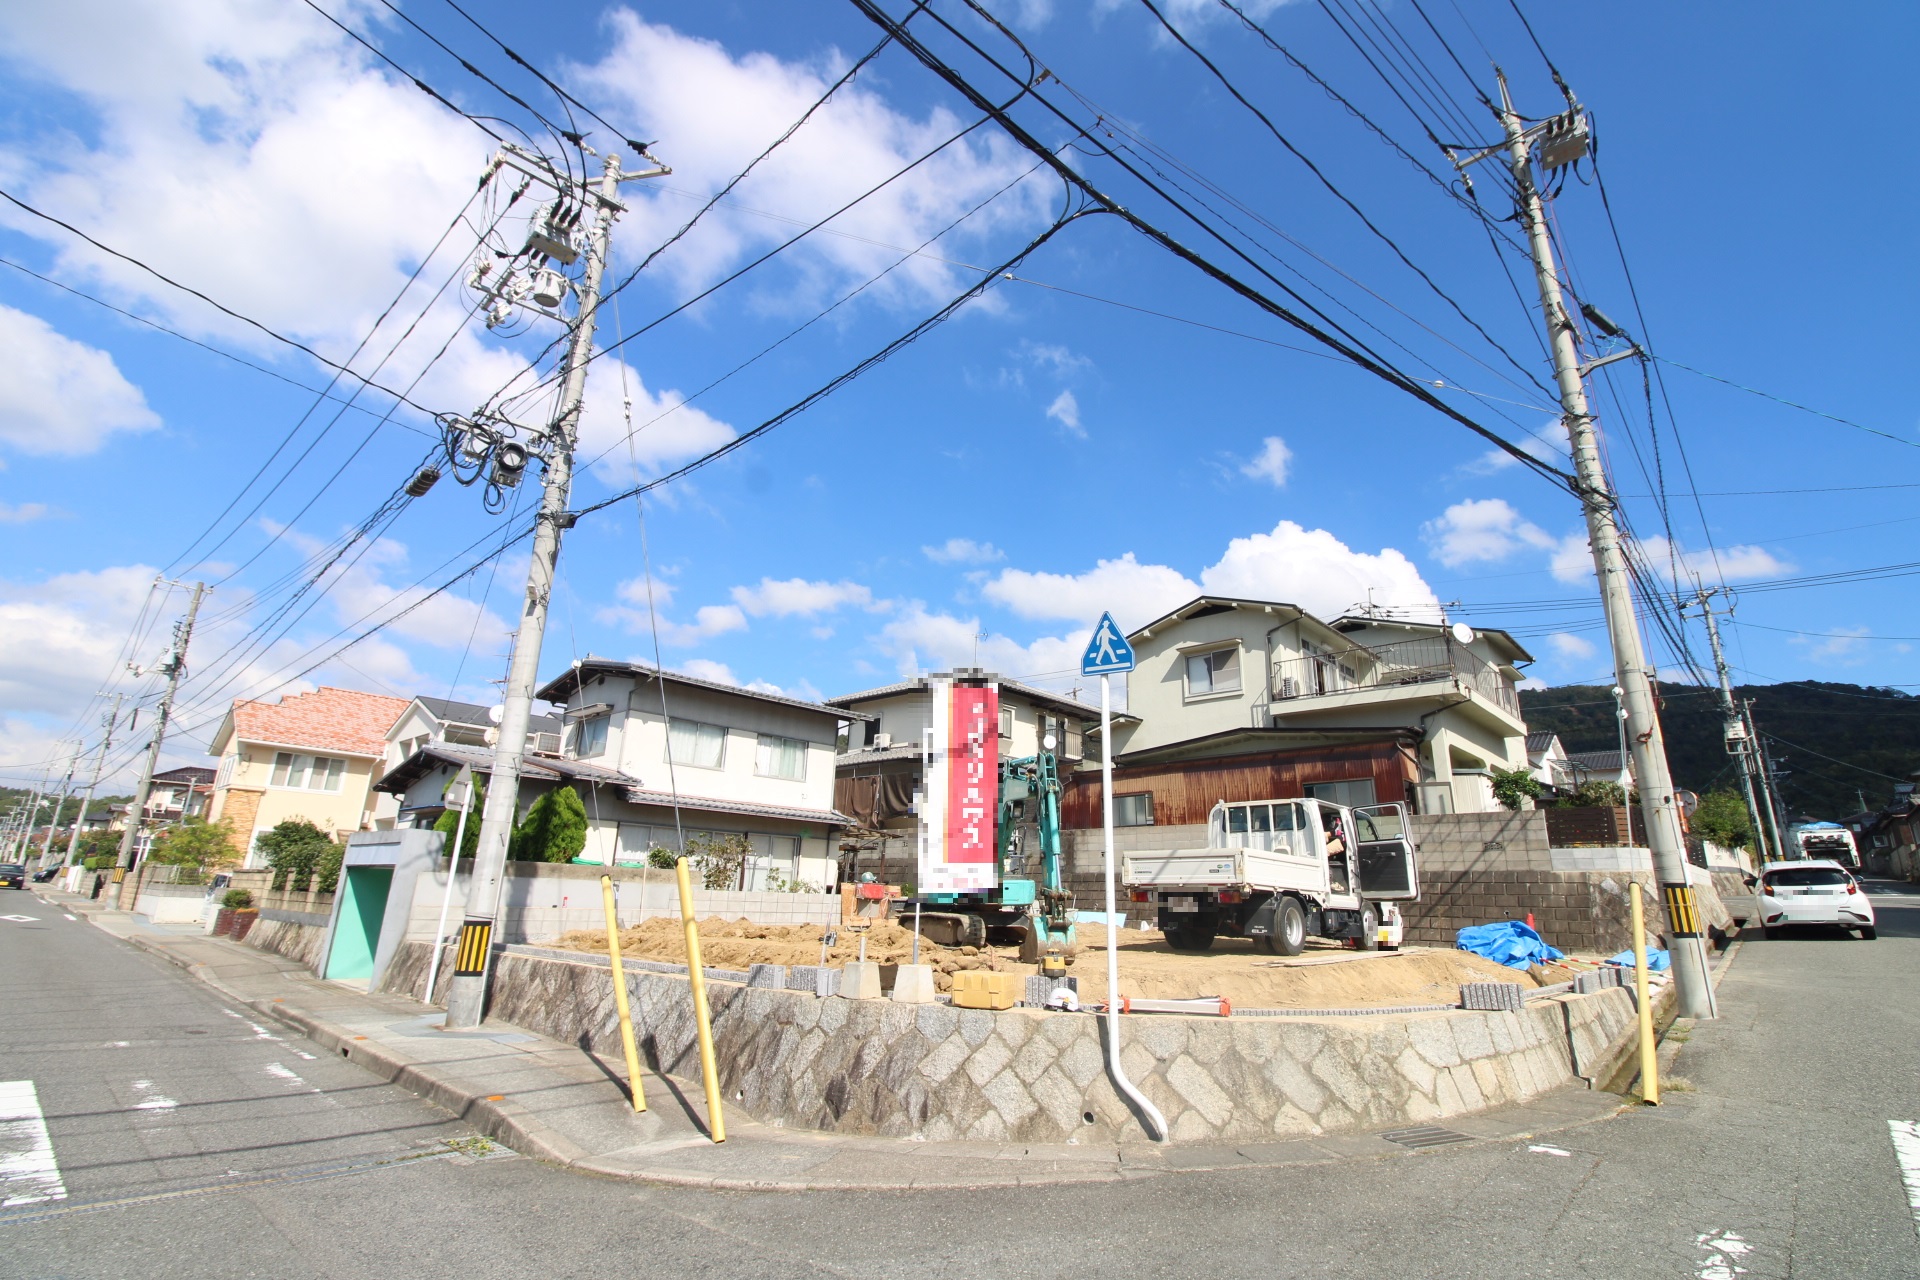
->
[1357,901,1379,951]
[1164,924,1216,953]
[1274,898,1307,957]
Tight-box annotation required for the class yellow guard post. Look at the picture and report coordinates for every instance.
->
[1629,881,1660,1105]
[675,857,726,1142]
[598,876,646,1112]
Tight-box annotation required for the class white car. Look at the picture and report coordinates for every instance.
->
[1754,860,1877,940]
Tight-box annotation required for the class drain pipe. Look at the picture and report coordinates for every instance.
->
[1099,672,1167,1140]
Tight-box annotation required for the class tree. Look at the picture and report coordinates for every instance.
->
[255,818,340,892]
[511,785,588,864]
[1490,767,1542,812]
[686,832,750,890]
[71,829,121,867]
[147,817,235,870]
[432,776,487,862]
[1691,789,1753,851]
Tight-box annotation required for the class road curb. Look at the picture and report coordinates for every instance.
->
[83,910,1644,1194]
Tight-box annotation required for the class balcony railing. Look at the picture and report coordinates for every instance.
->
[1269,635,1520,718]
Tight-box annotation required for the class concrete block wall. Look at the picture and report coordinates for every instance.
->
[1407,811,1552,872]
[379,939,1641,1145]
[1401,867,1734,956]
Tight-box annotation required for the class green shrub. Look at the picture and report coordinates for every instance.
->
[646,847,678,870]
[432,776,487,862]
[1691,789,1753,851]
[511,785,589,864]
[1563,780,1628,808]
[221,888,254,910]
[1490,767,1542,812]
[147,817,235,870]
[255,819,339,892]
[686,832,751,890]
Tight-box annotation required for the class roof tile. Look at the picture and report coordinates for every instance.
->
[230,686,410,758]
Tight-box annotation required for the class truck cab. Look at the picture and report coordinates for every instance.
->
[1122,797,1419,955]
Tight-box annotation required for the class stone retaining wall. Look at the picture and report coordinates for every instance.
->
[379,940,1640,1145]
[246,912,331,971]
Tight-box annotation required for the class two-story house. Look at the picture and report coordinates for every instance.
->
[1068,596,1534,828]
[205,687,411,863]
[385,696,565,769]
[379,659,869,891]
[144,765,215,824]
[827,672,1106,831]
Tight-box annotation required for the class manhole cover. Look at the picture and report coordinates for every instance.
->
[1378,1125,1475,1149]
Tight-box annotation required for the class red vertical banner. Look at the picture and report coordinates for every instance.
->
[945,684,999,872]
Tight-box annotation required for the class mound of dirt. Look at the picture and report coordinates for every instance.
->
[546,917,1533,1007]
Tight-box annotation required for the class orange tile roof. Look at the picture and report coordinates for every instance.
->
[229,686,410,758]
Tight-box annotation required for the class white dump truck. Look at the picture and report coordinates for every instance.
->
[1122,796,1420,955]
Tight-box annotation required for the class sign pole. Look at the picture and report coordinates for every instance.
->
[1084,612,1165,1140]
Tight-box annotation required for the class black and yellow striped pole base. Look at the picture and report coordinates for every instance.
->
[454,918,493,976]
[1661,883,1703,938]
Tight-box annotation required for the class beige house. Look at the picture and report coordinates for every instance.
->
[206,687,410,863]
[1112,598,1533,815]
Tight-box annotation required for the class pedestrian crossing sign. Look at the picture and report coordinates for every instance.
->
[1081,611,1135,675]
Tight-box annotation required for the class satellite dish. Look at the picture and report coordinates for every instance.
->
[1449,622,1475,645]
[487,704,505,726]
[1042,733,1058,752]
[483,726,499,747]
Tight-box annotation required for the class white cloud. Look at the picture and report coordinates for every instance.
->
[1045,390,1084,438]
[1199,521,1441,621]
[1550,533,1593,585]
[578,357,738,484]
[1239,436,1292,488]
[1423,498,1556,567]
[677,658,740,686]
[730,577,874,617]
[276,526,509,654]
[1459,418,1569,477]
[658,604,747,646]
[923,538,1005,565]
[1635,536,1789,585]
[984,554,1199,631]
[0,502,50,523]
[575,12,1048,310]
[0,306,160,454]
[1547,632,1597,661]
[1023,341,1091,375]
[1793,625,1872,665]
[874,604,1089,691]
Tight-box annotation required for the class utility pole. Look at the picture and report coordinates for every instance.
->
[1474,73,1715,1018]
[1688,589,1774,865]
[1756,728,1793,856]
[1742,699,1786,863]
[10,760,53,860]
[37,742,82,867]
[115,582,205,908]
[446,148,663,1028]
[65,695,124,868]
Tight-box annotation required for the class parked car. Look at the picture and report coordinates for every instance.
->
[0,863,25,890]
[1752,860,1876,940]
[31,867,59,883]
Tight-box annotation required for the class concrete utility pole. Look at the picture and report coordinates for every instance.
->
[1689,589,1774,864]
[115,582,205,907]
[65,694,125,867]
[10,761,53,860]
[445,153,626,1029]
[37,742,82,866]
[1490,74,1715,1018]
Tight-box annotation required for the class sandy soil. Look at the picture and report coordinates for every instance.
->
[547,917,1540,1008]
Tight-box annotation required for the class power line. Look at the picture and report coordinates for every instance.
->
[1653,354,1918,450]
[0,185,446,418]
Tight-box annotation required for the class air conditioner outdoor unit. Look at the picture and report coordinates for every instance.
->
[1277,677,1299,699]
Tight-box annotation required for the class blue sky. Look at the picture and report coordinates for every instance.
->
[0,0,1914,786]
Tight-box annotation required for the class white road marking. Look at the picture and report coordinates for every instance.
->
[1527,1144,1572,1156]
[130,1080,177,1112]
[0,1080,67,1206]
[62,913,76,921]
[0,914,37,923]
[1890,1121,1920,1241]
[292,1050,316,1060]
[246,1021,281,1042]
[1693,1229,1754,1279]
[262,1063,304,1085]
[103,1041,129,1049]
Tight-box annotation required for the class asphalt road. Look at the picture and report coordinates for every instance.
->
[7,883,1919,1279]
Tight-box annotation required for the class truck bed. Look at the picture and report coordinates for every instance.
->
[1121,847,1329,897]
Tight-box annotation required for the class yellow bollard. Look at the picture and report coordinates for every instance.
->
[598,876,646,1113]
[1629,881,1660,1105]
[674,857,726,1143]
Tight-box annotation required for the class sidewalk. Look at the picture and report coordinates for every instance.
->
[46,888,1635,1191]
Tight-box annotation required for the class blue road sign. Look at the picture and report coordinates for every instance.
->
[1081,611,1135,675]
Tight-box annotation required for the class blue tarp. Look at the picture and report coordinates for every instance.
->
[1455,921,1566,969]
[1604,948,1671,972]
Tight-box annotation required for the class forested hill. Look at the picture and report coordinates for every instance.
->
[1520,682,1920,823]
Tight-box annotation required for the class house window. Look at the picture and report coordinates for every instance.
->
[755,733,808,781]
[270,752,345,792]
[999,706,1014,739]
[1305,778,1379,809]
[573,714,609,759]
[1185,647,1241,697]
[667,720,728,769]
[1114,792,1154,827]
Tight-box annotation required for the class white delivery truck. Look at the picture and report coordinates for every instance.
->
[1122,796,1420,955]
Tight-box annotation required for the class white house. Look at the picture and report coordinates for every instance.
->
[385,696,565,769]
[1103,597,1534,818]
